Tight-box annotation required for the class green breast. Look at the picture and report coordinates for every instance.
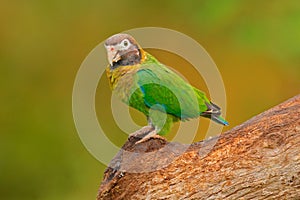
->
[111,66,149,116]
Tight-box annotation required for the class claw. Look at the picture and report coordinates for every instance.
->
[129,125,154,139]
[135,129,158,144]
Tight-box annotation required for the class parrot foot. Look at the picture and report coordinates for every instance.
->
[129,125,154,139]
[135,130,162,144]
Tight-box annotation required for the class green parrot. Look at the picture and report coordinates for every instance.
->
[105,33,228,143]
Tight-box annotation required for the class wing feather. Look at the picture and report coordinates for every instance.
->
[135,63,208,120]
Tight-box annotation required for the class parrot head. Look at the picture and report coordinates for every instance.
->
[105,33,142,68]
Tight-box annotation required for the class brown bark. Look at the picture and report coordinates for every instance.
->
[97,95,300,200]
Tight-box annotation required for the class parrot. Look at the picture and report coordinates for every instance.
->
[104,33,228,143]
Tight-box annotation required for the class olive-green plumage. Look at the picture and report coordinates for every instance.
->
[105,33,228,136]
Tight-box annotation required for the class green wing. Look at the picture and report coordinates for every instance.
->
[135,61,209,120]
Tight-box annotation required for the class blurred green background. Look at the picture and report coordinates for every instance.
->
[1,0,299,199]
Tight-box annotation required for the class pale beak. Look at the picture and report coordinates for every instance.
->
[106,46,121,66]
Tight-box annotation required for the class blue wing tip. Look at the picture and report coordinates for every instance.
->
[220,117,229,126]
[213,116,229,126]
[223,120,229,126]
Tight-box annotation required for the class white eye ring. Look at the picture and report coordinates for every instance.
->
[121,39,130,49]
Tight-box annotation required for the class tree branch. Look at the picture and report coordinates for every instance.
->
[97,95,300,200]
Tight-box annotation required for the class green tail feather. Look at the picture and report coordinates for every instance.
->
[211,115,229,126]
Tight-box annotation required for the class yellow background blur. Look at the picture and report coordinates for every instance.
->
[1,1,299,199]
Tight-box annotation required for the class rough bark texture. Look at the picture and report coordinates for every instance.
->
[97,95,300,200]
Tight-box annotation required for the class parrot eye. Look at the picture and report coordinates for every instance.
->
[121,39,130,49]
